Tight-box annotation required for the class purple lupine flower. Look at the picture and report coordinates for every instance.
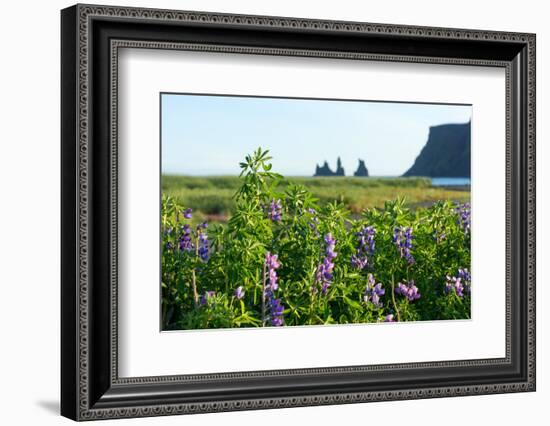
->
[199,290,216,306]
[264,254,279,293]
[234,286,245,300]
[395,280,421,302]
[268,268,279,291]
[433,229,446,244]
[268,297,285,326]
[351,226,376,270]
[445,276,465,297]
[455,203,471,235]
[445,268,471,297]
[265,252,281,270]
[363,273,385,308]
[198,231,209,261]
[267,199,283,222]
[384,314,395,322]
[314,233,338,295]
[325,233,337,257]
[183,208,193,219]
[393,226,415,265]
[165,241,174,250]
[264,252,284,326]
[350,255,369,270]
[178,224,194,252]
[319,258,335,295]
[307,208,320,232]
[458,268,471,284]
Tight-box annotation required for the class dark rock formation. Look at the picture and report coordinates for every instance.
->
[314,157,345,177]
[403,121,471,178]
[353,159,369,177]
[315,161,334,176]
[335,157,345,176]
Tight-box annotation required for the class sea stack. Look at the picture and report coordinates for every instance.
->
[335,157,345,176]
[353,159,369,177]
[314,157,346,177]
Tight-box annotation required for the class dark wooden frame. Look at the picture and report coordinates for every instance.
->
[61,3,536,421]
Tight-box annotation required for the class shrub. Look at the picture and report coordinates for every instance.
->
[161,148,471,330]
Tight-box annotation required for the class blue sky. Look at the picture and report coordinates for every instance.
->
[161,94,471,177]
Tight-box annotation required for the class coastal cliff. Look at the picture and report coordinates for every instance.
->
[403,122,471,178]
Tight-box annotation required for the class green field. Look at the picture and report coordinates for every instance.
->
[162,175,470,223]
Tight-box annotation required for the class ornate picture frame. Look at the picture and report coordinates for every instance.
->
[61,4,535,421]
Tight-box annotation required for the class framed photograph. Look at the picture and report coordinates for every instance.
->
[61,4,536,421]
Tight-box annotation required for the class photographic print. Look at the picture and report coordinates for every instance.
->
[61,7,536,418]
[161,94,472,330]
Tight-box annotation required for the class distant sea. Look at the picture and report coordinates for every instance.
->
[431,177,471,187]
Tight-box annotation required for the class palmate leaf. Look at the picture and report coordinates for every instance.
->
[343,296,363,311]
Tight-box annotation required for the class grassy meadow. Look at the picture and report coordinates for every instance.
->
[162,175,470,224]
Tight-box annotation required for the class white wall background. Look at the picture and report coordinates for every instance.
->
[0,0,546,424]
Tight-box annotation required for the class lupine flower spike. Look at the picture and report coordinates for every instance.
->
[307,208,320,234]
[198,231,209,261]
[364,273,385,308]
[267,199,283,222]
[314,233,337,295]
[179,224,194,252]
[351,226,376,270]
[445,268,471,297]
[455,203,471,235]
[393,226,415,265]
[264,252,284,326]
[395,280,421,301]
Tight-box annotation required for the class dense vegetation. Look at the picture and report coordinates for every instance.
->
[161,149,471,330]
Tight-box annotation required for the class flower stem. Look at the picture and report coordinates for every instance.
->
[391,273,401,322]
[262,262,266,327]
[191,234,200,307]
